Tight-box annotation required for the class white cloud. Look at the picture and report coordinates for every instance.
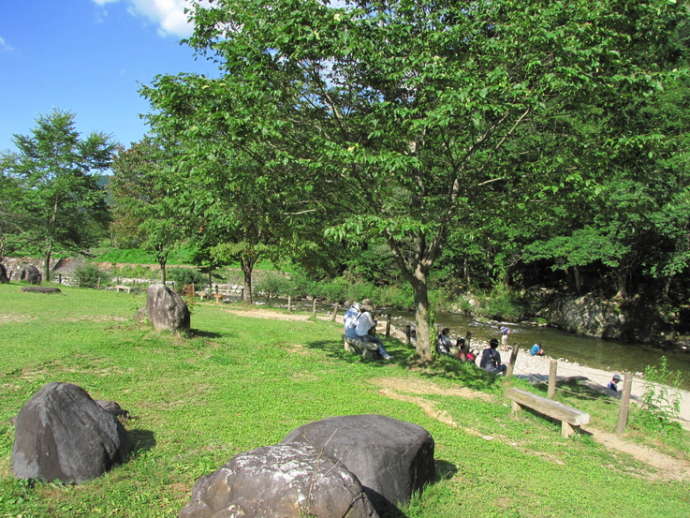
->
[0,36,13,52]
[92,0,202,38]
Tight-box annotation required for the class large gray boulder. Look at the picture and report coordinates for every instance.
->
[12,382,129,484]
[146,284,190,332]
[539,294,627,339]
[19,264,41,284]
[179,443,379,518]
[0,263,8,283]
[282,415,435,515]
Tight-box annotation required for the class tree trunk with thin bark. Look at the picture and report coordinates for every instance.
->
[240,256,254,304]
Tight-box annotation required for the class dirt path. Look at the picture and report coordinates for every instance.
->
[370,376,690,481]
[219,307,314,321]
[584,427,690,481]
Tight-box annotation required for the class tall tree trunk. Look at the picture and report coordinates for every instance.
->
[573,266,582,294]
[44,248,52,282]
[411,266,432,362]
[159,258,167,285]
[614,269,627,299]
[240,255,255,304]
[463,256,470,289]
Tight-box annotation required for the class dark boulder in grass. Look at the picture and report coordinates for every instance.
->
[282,414,435,516]
[12,382,129,484]
[21,286,61,294]
[19,264,41,284]
[179,443,379,518]
[146,284,190,332]
[0,263,8,283]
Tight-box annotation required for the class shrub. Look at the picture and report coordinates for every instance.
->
[636,356,683,434]
[168,268,205,292]
[476,286,524,321]
[255,272,292,302]
[74,264,110,288]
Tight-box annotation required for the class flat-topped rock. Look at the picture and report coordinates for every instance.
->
[21,286,61,294]
[282,414,435,515]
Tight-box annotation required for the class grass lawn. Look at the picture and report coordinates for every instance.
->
[1,283,689,517]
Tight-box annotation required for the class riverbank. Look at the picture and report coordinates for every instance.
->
[508,351,690,429]
[374,318,690,427]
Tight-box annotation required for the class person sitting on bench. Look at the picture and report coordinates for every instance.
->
[355,303,392,361]
[480,338,507,375]
[343,301,361,339]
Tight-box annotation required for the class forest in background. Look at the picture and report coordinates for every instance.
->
[1,1,688,357]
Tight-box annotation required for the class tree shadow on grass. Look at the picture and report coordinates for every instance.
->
[517,374,629,405]
[304,338,501,390]
[126,429,156,460]
[418,356,502,391]
[187,329,223,339]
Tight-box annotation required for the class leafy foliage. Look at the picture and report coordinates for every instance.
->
[0,110,115,280]
[637,356,684,434]
[74,263,110,288]
[163,0,688,359]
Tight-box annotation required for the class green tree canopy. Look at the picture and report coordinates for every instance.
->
[145,0,686,359]
[0,110,115,280]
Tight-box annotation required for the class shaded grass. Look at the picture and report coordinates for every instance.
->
[0,283,689,517]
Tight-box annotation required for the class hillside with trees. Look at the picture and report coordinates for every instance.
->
[1,0,688,353]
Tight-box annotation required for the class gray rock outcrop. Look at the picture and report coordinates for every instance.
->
[179,443,379,518]
[539,294,627,339]
[146,284,190,332]
[19,264,41,284]
[12,382,129,484]
[282,414,435,515]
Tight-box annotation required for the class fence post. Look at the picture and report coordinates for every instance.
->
[96,276,101,289]
[385,314,391,337]
[547,359,558,399]
[312,298,317,318]
[506,346,520,377]
[615,372,634,435]
[405,325,412,346]
[288,295,292,311]
[330,303,339,321]
[58,274,62,285]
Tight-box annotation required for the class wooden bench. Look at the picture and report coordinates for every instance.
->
[506,387,590,438]
[114,285,131,293]
[343,336,379,360]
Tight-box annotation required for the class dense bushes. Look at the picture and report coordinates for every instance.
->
[74,264,110,288]
[168,268,205,288]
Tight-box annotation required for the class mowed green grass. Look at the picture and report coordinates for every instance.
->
[1,283,689,518]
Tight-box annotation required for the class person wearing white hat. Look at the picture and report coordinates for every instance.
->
[343,301,361,339]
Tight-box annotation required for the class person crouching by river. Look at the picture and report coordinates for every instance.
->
[355,303,393,361]
[480,338,507,375]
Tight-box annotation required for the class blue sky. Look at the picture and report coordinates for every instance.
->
[0,0,217,153]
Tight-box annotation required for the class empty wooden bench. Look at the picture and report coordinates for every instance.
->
[343,336,379,360]
[506,387,590,438]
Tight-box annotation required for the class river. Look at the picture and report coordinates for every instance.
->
[394,310,690,391]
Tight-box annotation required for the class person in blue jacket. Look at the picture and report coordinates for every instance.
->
[529,343,544,356]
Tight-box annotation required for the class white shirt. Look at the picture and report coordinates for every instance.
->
[355,311,376,337]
